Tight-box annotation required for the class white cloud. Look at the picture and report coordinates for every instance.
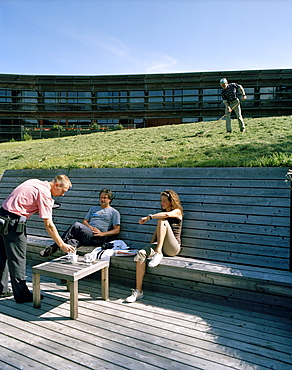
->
[144,54,179,73]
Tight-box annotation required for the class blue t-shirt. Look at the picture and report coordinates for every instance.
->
[85,206,120,232]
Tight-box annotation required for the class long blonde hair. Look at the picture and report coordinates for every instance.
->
[160,189,183,215]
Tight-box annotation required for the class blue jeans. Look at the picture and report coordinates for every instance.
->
[51,221,106,249]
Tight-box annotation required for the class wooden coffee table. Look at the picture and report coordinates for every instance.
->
[32,255,109,319]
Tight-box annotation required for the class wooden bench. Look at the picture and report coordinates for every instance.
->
[0,167,291,317]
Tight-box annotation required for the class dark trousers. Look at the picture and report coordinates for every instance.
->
[51,222,106,249]
[0,218,31,301]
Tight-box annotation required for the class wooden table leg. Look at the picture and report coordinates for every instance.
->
[69,280,78,320]
[33,273,41,308]
[101,266,109,301]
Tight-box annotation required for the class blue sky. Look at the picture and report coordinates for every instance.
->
[0,0,291,76]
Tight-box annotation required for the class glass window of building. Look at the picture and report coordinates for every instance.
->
[244,87,254,99]
[21,91,37,110]
[77,92,91,98]
[0,90,12,96]
[44,92,57,97]
[130,91,144,97]
[110,91,119,97]
[148,96,163,109]
[148,97,163,102]
[260,87,275,99]
[97,98,108,104]
[148,90,163,96]
[182,89,199,101]
[97,91,108,97]
[0,90,12,103]
[244,87,254,106]
[182,89,197,95]
[129,97,144,109]
[129,98,144,103]
[260,87,276,106]
[22,91,38,97]
[203,89,221,101]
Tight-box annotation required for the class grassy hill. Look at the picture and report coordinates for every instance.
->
[0,116,291,174]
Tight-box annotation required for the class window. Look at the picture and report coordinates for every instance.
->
[97,92,108,97]
[260,87,276,107]
[130,91,144,97]
[182,89,199,102]
[129,97,144,109]
[21,91,37,110]
[260,87,275,100]
[148,96,163,110]
[0,90,12,97]
[0,90,12,104]
[203,89,221,101]
[148,97,163,102]
[129,90,144,103]
[22,91,38,97]
[148,90,163,96]
[43,91,92,111]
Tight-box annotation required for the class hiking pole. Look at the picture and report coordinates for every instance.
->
[196,101,241,137]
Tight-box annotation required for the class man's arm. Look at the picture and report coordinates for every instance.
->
[237,84,247,100]
[91,224,120,237]
[104,224,120,237]
[82,219,120,237]
[82,219,93,230]
[43,218,76,253]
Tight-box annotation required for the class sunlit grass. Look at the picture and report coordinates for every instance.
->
[0,115,291,173]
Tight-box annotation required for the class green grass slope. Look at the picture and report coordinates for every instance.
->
[0,116,291,173]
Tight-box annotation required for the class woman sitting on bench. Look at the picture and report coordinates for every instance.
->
[126,189,183,303]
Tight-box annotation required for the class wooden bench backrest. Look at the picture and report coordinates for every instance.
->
[0,167,290,270]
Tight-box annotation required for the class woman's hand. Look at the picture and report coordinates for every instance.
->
[138,216,149,225]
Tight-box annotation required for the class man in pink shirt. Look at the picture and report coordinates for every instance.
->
[0,174,75,303]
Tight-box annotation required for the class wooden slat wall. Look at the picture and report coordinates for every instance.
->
[0,167,290,270]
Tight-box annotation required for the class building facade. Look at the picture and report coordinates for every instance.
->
[0,69,291,136]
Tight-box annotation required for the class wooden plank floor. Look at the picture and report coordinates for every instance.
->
[0,266,291,370]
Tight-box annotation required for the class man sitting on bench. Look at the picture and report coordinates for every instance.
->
[39,188,121,257]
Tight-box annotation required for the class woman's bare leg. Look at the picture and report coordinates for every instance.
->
[136,261,146,292]
[155,219,167,253]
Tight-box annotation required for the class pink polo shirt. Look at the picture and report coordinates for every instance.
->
[2,179,53,219]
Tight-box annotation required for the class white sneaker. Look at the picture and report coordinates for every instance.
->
[84,246,102,262]
[125,289,144,303]
[148,252,163,268]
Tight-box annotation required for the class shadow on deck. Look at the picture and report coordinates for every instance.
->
[0,265,291,370]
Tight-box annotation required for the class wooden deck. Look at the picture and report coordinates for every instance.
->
[0,265,291,370]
